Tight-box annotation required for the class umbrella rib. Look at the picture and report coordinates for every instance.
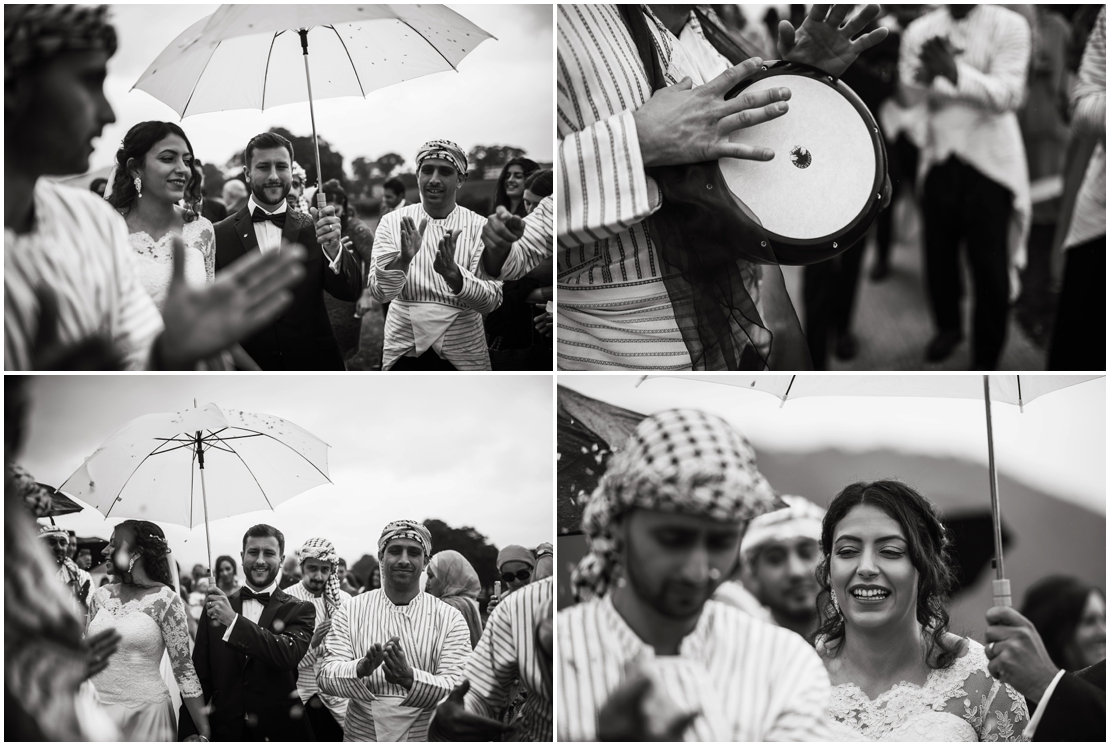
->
[261,32,282,112]
[403,22,460,73]
[218,440,276,512]
[327,25,366,98]
[210,428,332,485]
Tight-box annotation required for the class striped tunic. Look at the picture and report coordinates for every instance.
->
[557,5,761,370]
[461,577,552,742]
[285,581,351,728]
[370,202,502,370]
[558,596,832,741]
[498,195,554,281]
[318,589,471,742]
[5,179,163,370]
[1063,5,1105,250]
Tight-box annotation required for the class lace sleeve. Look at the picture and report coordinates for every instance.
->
[959,666,1030,742]
[158,589,203,699]
[197,219,216,284]
[85,585,101,636]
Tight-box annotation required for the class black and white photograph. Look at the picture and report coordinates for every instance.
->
[556,374,1105,741]
[5,4,554,372]
[6,374,553,741]
[555,4,1105,371]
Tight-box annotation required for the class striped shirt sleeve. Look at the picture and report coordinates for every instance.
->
[317,601,377,704]
[499,196,554,281]
[401,606,471,709]
[1072,6,1106,135]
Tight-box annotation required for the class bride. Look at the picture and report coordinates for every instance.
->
[86,520,211,741]
[815,480,1029,742]
[106,121,255,369]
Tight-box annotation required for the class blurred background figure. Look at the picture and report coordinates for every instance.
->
[193,159,228,223]
[490,157,539,218]
[90,177,109,198]
[487,544,534,615]
[426,549,484,648]
[220,178,248,215]
[1021,575,1106,672]
[319,178,375,365]
[279,551,302,590]
[336,557,359,596]
[380,177,407,215]
[214,554,238,595]
[288,161,310,213]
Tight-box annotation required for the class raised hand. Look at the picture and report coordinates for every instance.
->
[432,229,464,293]
[633,57,791,168]
[310,618,333,649]
[382,636,414,689]
[310,204,342,259]
[398,217,427,267]
[429,680,513,740]
[778,5,890,79]
[356,642,386,678]
[85,627,122,679]
[480,206,526,277]
[30,285,126,371]
[985,606,1060,701]
[597,667,699,741]
[158,235,306,369]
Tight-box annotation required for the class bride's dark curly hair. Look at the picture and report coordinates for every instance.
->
[107,121,201,222]
[813,480,962,669]
[117,519,174,588]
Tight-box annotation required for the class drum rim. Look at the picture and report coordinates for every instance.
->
[723,60,887,261]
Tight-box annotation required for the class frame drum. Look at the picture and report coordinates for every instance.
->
[720,61,886,265]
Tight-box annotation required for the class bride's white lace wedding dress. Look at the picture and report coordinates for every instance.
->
[826,639,1030,742]
[128,218,215,309]
[86,584,203,741]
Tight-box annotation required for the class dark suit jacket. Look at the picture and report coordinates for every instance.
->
[1034,660,1105,742]
[214,206,362,370]
[178,587,316,742]
[202,197,229,224]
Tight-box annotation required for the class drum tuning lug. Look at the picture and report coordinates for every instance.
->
[760,241,767,248]
[706,184,713,190]
[833,242,838,249]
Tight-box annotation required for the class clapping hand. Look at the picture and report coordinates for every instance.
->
[382,636,414,689]
[204,584,235,626]
[85,627,122,679]
[778,5,890,79]
[398,217,427,267]
[310,618,333,649]
[432,229,464,293]
[916,36,959,86]
[310,204,342,259]
[429,680,513,740]
[356,642,386,678]
[480,206,526,277]
[159,235,306,369]
[598,662,699,741]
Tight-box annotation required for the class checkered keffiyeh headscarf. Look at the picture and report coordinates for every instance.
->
[377,520,432,560]
[572,409,778,601]
[5,5,118,84]
[300,537,343,618]
[416,139,467,176]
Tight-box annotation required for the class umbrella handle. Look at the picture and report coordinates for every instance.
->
[992,578,1012,608]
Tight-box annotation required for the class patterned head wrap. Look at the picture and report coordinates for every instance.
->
[5,5,118,84]
[416,139,467,176]
[300,537,343,618]
[740,495,825,561]
[291,161,307,182]
[8,463,54,518]
[38,523,84,580]
[377,520,432,560]
[573,409,778,601]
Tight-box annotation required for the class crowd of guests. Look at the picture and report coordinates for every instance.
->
[559,408,1105,741]
[5,4,554,372]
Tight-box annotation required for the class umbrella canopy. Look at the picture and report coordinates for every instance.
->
[43,486,85,517]
[641,374,1103,411]
[134,5,493,117]
[59,402,330,529]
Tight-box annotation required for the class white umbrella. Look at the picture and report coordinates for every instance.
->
[638,374,1104,608]
[133,4,494,203]
[60,401,331,570]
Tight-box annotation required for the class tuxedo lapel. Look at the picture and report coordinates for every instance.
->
[257,589,284,636]
[282,208,304,253]
[229,589,248,671]
[234,207,260,258]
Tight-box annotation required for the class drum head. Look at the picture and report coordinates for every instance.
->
[720,62,884,264]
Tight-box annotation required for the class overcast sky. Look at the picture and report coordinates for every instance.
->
[560,375,1106,515]
[88,4,552,177]
[18,375,553,568]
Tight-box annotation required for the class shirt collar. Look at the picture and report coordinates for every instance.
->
[244,578,279,596]
[248,194,288,216]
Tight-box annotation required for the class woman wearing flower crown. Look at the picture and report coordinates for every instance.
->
[816,481,1030,741]
[86,520,211,741]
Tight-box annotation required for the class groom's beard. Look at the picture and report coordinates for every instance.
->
[249,178,290,209]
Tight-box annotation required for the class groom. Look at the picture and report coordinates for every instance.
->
[214,132,362,370]
[179,524,316,742]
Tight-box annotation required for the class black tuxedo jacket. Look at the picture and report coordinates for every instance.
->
[178,586,316,742]
[1033,660,1105,742]
[214,206,362,370]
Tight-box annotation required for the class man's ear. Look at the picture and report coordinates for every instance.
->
[459,172,469,186]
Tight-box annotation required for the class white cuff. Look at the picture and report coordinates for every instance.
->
[1023,668,1065,739]
[221,614,239,641]
[323,244,343,274]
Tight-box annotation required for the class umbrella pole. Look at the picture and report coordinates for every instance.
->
[982,376,1011,607]
[298,29,326,211]
[195,430,214,578]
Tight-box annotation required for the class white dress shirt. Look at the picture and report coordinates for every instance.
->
[222,578,279,641]
[247,195,343,273]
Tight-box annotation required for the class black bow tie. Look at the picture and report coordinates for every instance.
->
[251,208,286,228]
[240,587,271,604]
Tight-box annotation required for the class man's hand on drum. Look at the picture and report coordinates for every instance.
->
[634,57,791,168]
[778,5,890,79]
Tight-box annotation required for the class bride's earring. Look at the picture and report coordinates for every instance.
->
[134,176,142,198]
[127,555,138,572]
[831,590,841,616]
